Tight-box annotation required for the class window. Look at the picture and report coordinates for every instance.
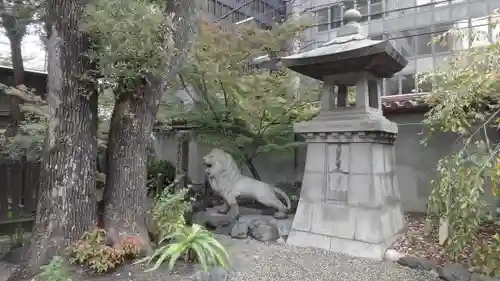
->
[344,0,355,10]
[208,0,215,15]
[433,22,455,53]
[392,36,415,57]
[357,0,369,22]
[414,27,432,56]
[223,4,230,15]
[401,74,416,94]
[315,1,387,32]
[316,8,329,32]
[251,1,257,12]
[232,10,238,23]
[370,0,383,20]
[330,5,342,29]
[385,76,399,96]
[215,2,223,17]
[470,17,490,48]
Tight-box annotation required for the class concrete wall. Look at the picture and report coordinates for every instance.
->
[153,111,499,213]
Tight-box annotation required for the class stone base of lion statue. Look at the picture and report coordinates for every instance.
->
[201,148,293,220]
[192,206,294,242]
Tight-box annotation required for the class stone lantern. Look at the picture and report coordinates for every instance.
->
[280,9,408,260]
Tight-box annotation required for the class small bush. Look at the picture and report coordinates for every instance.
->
[151,187,192,238]
[67,228,140,273]
[40,256,72,281]
[472,233,500,277]
[120,236,142,259]
[135,224,230,272]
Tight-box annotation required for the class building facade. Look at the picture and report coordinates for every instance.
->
[201,0,287,27]
[294,0,500,95]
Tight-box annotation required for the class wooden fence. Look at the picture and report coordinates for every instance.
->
[0,159,40,231]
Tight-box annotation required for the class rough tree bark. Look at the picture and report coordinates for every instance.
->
[103,82,160,253]
[7,0,98,279]
[102,0,197,251]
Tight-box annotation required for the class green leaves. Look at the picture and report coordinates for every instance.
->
[165,19,320,167]
[83,0,175,90]
[151,187,192,238]
[40,256,72,281]
[424,12,500,274]
[135,223,230,272]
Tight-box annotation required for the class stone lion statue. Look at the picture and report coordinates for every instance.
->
[202,148,291,219]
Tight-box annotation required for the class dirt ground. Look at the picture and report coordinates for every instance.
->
[0,251,200,281]
[391,213,498,265]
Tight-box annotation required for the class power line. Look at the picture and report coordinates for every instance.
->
[208,0,497,62]
[301,0,464,18]
[213,0,462,28]
[304,0,467,28]
[216,0,474,35]
[228,0,464,25]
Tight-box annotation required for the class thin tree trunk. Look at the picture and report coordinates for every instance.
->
[242,149,261,180]
[102,0,197,251]
[246,158,261,180]
[3,24,25,137]
[7,0,98,279]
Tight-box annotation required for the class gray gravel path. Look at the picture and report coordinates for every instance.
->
[218,235,440,281]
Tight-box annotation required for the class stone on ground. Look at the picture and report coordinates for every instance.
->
[397,255,437,271]
[230,222,248,239]
[237,213,293,237]
[248,220,280,242]
[190,267,229,281]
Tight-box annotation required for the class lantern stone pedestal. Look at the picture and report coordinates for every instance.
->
[281,9,408,260]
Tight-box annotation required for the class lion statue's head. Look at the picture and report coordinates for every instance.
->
[202,148,240,182]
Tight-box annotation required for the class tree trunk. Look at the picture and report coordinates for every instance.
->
[4,24,25,137]
[242,150,261,180]
[102,0,198,251]
[7,0,98,279]
[103,84,160,253]
[245,158,262,180]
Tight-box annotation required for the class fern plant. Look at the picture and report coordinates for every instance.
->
[40,256,72,281]
[135,224,230,272]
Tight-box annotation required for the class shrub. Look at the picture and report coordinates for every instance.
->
[67,228,141,273]
[151,187,192,238]
[135,224,230,272]
[472,233,500,277]
[40,256,72,281]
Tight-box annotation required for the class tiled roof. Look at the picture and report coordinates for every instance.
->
[381,93,428,112]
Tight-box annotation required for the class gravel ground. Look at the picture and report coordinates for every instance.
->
[1,234,440,281]
[218,236,440,281]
